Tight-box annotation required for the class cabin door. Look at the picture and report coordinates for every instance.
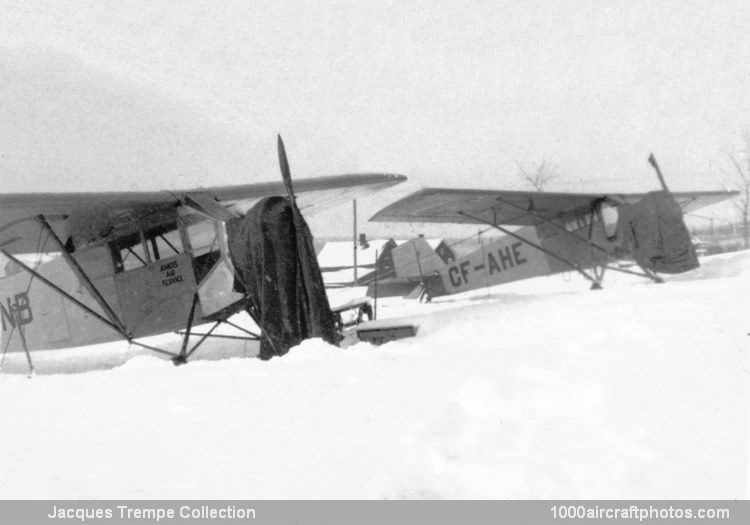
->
[180,212,244,316]
[111,224,197,338]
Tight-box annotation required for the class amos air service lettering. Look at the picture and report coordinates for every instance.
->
[0,291,33,331]
[160,260,184,287]
[440,227,552,294]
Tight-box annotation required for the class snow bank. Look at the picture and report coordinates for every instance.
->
[0,251,747,498]
[667,249,750,281]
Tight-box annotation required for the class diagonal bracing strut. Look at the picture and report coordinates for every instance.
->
[0,248,127,337]
[456,210,600,286]
[493,197,659,282]
[35,215,130,335]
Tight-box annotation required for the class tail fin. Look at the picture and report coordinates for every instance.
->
[390,238,447,279]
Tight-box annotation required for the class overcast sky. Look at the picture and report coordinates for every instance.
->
[1,0,748,236]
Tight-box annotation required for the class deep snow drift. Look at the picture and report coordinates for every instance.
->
[0,251,748,499]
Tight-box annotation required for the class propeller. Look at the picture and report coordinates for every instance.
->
[648,153,670,193]
[277,135,297,209]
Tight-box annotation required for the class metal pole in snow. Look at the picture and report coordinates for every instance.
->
[373,249,379,320]
[479,229,489,296]
[353,199,358,287]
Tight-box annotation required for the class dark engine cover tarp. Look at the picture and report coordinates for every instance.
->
[618,191,698,274]
[226,196,338,359]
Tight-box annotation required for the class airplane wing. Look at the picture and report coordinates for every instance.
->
[0,173,406,253]
[370,188,738,225]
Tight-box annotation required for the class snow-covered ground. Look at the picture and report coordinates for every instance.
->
[0,251,748,499]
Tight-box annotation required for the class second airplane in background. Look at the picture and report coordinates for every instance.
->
[371,155,737,297]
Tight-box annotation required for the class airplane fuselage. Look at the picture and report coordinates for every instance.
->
[418,206,623,296]
[0,206,244,353]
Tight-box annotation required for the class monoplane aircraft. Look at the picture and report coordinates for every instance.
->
[370,155,737,298]
[0,137,405,371]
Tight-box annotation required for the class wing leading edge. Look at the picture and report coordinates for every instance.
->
[0,173,406,253]
[370,187,738,225]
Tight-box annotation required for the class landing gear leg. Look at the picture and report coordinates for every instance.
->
[15,309,34,378]
[642,268,664,284]
[590,265,606,290]
[173,293,199,366]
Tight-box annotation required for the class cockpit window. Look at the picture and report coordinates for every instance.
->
[110,231,149,273]
[182,214,222,282]
[144,222,184,261]
[599,202,619,240]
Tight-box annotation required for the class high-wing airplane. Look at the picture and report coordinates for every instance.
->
[0,137,405,371]
[370,155,737,298]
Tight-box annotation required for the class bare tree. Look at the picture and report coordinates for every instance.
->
[516,159,559,192]
[723,129,750,248]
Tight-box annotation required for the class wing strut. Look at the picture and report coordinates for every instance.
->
[494,197,660,283]
[0,248,126,336]
[35,215,130,336]
[456,210,602,288]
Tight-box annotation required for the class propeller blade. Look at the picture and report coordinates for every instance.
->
[648,153,670,192]
[277,134,296,206]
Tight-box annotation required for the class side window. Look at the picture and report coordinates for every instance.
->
[599,202,619,240]
[182,214,222,282]
[144,222,184,262]
[0,253,19,278]
[110,232,149,273]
